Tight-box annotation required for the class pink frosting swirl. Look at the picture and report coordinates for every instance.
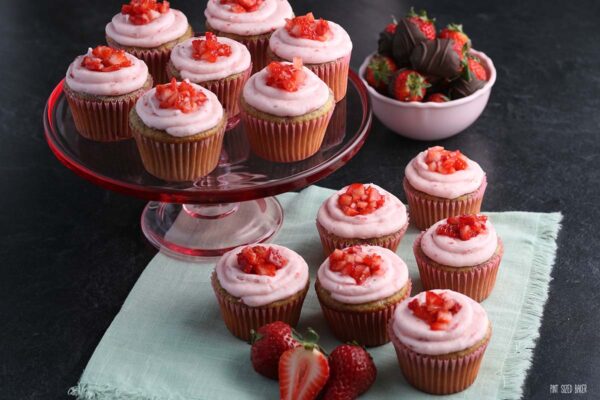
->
[269,21,352,64]
[317,184,408,239]
[170,36,251,82]
[242,63,330,116]
[205,0,293,36]
[405,149,485,198]
[317,246,409,304]
[215,244,309,307]
[391,290,490,355]
[421,217,498,267]
[66,49,149,96]
[134,81,224,137]
[106,9,189,48]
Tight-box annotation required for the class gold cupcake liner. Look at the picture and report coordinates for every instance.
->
[131,121,226,182]
[414,234,503,302]
[65,91,143,142]
[389,327,490,394]
[316,221,409,256]
[403,177,488,230]
[211,273,309,342]
[240,107,333,163]
[317,280,411,347]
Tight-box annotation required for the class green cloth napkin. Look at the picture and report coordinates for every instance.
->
[69,186,562,400]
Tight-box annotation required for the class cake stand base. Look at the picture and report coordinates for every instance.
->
[141,197,283,260]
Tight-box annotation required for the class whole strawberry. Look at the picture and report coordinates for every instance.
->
[392,7,436,66]
[426,93,450,103]
[388,69,430,102]
[250,321,299,379]
[439,23,470,59]
[322,343,377,400]
[377,17,397,56]
[465,54,488,81]
[364,55,397,93]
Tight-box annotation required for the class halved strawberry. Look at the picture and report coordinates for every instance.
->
[236,245,288,276]
[265,57,306,92]
[337,183,385,216]
[122,0,170,25]
[191,32,232,62]
[220,0,263,13]
[436,214,488,240]
[279,329,329,400]
[424,146,468,174]
[408,291,462,330]
[285,12,331,41]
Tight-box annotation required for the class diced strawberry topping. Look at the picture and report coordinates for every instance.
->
[408,291,462,331]
[337,183,385,216]
[121,0,170,25]
[265,57,306,92]
[191,32,232,62]
[285,12,331,41]
[237,245,288,276]
[328,246,384,285]
[424,146,468,174]
[154,78,207,113]
[436,214,488,241]
[220,0,263,13]
[81,46,133,72]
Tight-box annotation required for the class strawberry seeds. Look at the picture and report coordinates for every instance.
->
[265,57,306,92]
[155,78,207,113]
[122,0,170,25]
[82,46,133,72]
[436,214,488,241]
[408,291,462,331]
[237,245,288,277]
[329,247,384,285]
[192,32,232,62]
[425,146,468,174]
[285,13,331,41]
[337,183,385,217]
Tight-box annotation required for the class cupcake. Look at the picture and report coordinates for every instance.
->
[268,12,353,102]
[403,146,487,230]
[315,245,412,346]
[167,32,252,120]
[389,290,491,394]
[316,183,409,255]
[204,0,294,73]
[240,58,335,162]
[211,244,310,341]
[414,214,503,302]
[105,0,194,83]
[129,78,226,181]
[64,46,153,141]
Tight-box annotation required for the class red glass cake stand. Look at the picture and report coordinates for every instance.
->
[43,70,372,260]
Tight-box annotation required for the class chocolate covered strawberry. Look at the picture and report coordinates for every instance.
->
[450,54,488,98]
[439,23,470,60]
[250,321,300,380]
[377,16,397,56]
[279,329,329,400]
[388,69,430,102]
[321,343,377,400]
[364,55,397,93]
[392,7,436,66]
[410,38,462,79]
[408,291,462,331]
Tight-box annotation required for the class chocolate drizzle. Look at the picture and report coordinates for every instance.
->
[392,18,428,67]
[409,38,461,79]
[450,76,486,99]
[378,30,394,57]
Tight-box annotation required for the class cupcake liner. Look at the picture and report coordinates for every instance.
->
[389,327,490,394]
[317,280,411,347]
[169,65,252,120]
[240,107,334,163]
[308,54,351,103]
[131,122,226,182]
[65,92,140,142]
[403,177,488,231]
[414,235,504,302]
[127,47,172,84]
[316,221,408,256]
[321,96,347,150]
[231,35,270,74]
[211,273,309,341]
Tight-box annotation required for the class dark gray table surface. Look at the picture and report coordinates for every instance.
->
[1,0,599,399]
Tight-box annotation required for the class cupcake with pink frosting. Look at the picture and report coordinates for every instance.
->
[403,146,487,230]
[211,244,309,341]
[240,58,335,162]
[64,46,153,141]
[167,33,252,120]
[129,78,226,181]
[315,245,412,346]
[414,214,503,302]
[316,183,409,255]
[205,0,294,73]
[105,0,193,83]
[389,289,492,394]
[268,12,353,102]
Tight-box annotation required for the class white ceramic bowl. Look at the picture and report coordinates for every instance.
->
[358,49,496,141]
